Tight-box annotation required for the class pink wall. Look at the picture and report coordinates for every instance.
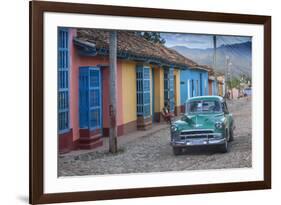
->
[69,28,123,141]
[69,29,79,141]
[101,61,123,128]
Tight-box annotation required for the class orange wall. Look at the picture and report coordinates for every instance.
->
[208,80,213,95]
[69,28,123,141]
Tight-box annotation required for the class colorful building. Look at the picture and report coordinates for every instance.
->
[58,27,215,153]
[207,68,225,97]
[216,75,225,97]
[179,67,210,112]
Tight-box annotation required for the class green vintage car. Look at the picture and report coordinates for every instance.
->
[170,96,234,155]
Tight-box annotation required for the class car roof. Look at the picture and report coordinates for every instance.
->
[186,95,224,103]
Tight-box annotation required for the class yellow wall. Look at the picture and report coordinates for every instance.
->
[121,63,170,123]
[174,69,181,107]
[121,61,137,124]
[153,67,164,112]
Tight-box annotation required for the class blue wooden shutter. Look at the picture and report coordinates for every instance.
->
[89,69,102,129]
[200,73,203,96]
[169,68,175,112]
[58,28,70,133]
[79,67,102,130]
[79,68,89,128]
[136,67,143,116]
[143,67,151,116]
[164,69,169,105]
[136,65,150,117]
[191,80,194,97]
[164,68,174,112]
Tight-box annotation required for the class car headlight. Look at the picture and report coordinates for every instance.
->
[171,125,178,132]
[215,121,223,129]
[170,125,180,140]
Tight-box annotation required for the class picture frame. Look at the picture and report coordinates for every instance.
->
[29,0,271,204]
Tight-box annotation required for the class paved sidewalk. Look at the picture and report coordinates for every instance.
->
[60,122,170,157]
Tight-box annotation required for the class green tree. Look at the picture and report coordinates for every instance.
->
[228,77,240,90]
[136,32,166,44]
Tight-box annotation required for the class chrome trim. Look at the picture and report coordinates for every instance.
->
[171,138,226,147]
[180,129,213,133]
[179,133,222,137]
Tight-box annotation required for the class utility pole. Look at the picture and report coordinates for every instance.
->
[228,60,233,99]
[213,35,217,70]
[213,35,217,96]
[109,31,118,153]
[225,56,230,99]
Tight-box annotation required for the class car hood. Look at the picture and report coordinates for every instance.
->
[174,113,224,130]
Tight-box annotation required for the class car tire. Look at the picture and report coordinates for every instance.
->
[229,126,234,142]
[219,140,228,153]
[173,147,182,155]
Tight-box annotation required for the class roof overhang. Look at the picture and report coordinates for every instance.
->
[73,38,98,56]
[189,66,210,72]
[74,37,197,70]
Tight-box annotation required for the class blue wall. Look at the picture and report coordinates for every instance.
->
[180,69,209,105]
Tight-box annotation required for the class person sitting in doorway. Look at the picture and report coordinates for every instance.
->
[161,101,174,124]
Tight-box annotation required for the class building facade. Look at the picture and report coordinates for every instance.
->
[179,68,209,112]
[207,69,225,97]
[58,27,217,153]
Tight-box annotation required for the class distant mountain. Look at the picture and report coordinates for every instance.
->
[171,41,252,77]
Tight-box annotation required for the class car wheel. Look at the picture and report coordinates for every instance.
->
[229,126,234,142]
[219,140,228,153]
[173,147,182,155]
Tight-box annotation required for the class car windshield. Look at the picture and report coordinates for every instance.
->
[186,100,222,114]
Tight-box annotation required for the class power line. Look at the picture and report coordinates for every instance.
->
[219,37,251,60]
[216,37,251,77]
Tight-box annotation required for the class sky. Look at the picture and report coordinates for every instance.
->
[161,33,252,49]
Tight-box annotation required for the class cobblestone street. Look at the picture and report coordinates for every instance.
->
[58,97,252,176]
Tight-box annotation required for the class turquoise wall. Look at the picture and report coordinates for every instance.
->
[180,68,209,105]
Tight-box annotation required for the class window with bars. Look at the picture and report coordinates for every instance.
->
[191,79,194,97]
[164,68,175,112]
[136,65,150,117]
[196,80,199,96]
[212,80,217,95]
[200,73,203,96]
[204,79,207,95]
[58,28,69,133]
[79,67,102,130]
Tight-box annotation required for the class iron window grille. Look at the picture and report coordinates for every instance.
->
[58,27,70,133]
[79,66,102,130]
[164,68,175,112]
[136,65,151,117]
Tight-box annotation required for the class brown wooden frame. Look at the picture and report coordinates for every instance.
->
[30,1,271,204]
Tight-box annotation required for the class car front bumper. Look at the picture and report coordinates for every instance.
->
[170,137,226,147]
[168,130,226,147]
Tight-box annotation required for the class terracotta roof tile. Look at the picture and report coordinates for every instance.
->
[76,29,198,68]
